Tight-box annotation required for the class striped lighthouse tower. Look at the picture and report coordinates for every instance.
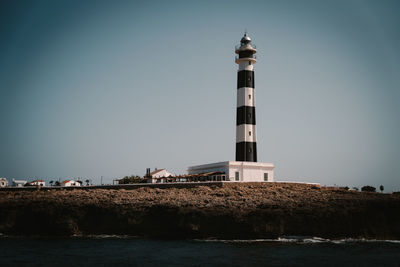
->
[235,33,257,162]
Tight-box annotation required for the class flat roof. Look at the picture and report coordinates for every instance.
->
[188,161,274,171]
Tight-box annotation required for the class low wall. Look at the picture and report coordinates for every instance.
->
[0,181,225,191]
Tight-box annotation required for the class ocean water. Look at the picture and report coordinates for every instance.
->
[1,236,399,266]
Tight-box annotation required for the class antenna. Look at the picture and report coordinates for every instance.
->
[244,28,247,35]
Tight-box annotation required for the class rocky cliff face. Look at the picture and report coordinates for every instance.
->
[0,183,399,239]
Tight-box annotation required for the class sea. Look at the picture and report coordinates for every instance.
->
[1,235,399,266]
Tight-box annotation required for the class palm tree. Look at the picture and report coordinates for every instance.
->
[49,180,54,186]
[55,181,60,186]
[85,179,90,186]
[380,185,384,193]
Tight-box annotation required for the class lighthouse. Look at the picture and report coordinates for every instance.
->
[235,33,257,162]
[187,33,274,182]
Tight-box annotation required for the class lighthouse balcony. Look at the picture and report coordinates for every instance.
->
[235,44,257,54]
[235,55,257,64]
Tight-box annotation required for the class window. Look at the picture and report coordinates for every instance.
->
[249,62,251,65]
[249,131,251,136]
[248,94,251,100]
[235,172,239,181]
[264,173,268,181]
[249,148,252,153]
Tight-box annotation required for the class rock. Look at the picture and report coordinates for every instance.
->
[0,182,399,239]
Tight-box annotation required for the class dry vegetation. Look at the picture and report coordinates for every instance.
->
[0,182,399,239]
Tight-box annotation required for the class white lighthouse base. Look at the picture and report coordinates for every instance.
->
[187,161,274,182]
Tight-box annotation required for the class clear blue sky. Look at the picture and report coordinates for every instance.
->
[0,0,399,191]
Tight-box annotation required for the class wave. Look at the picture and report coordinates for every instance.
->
[196,236,400,244]
[1,233,399,244]
[76,234,133,239]
[331,238,400,244]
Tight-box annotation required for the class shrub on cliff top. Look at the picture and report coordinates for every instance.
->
[361,186,376,192]
[118,175,145,184]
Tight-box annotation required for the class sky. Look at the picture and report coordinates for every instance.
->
[0,0,399,191]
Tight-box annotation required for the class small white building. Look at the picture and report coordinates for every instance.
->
[61,180,81,187]
[188,161,274,182]
[12,179,27,187]
[28,180,46,186]
[0,178,8,187]
[146,169,174,183]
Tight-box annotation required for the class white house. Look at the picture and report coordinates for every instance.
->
[61,180,82,187]
[0,178,8,187]
[188,161,274,182]
[28,180,46,186]
[12,179,27,187]
[146,169,174,183]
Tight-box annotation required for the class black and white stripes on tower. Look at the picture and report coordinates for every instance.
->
[235,33,257,162]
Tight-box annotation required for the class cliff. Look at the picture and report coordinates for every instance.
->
[1,182,399,239]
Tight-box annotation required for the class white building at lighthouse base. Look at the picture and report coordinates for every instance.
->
[187,161,274,182]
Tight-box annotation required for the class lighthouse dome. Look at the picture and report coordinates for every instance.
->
[241,34,251,44]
